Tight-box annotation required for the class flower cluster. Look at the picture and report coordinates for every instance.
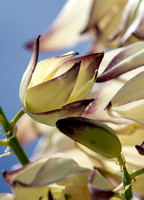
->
[1,0,144,200]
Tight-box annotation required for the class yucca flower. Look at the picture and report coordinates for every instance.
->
[26,0,126,52]
[2,154,116,200]
[3,154,90,200]
[77,42,144,197]
[20,36,104,126]
[18,40,144,197]
[83,41,144,124]
[27,0,144,53]
[106,67,144,126]
[109,0,144,46]
[18,41,144,173]
[18,41,144,143]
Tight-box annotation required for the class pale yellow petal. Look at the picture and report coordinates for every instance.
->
[27,99,93,126]
[110,71,144,107]
[83,80,131,124]
[67,76,96,104]
[120,0,144,45]
[25,63,80,113]
[66,53,104,103]
[83,0,125,32]
[112,101,144,125]
[12,184,61,200]
[97,42,144,82]
[27,0,93,52]
[19,36,39,107]
[29,52,78,88]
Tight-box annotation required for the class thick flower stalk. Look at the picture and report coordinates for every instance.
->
[19,36,104,126]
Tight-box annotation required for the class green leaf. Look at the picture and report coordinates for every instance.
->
[56,117,122,158]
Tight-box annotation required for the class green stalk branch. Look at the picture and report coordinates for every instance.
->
[117,153,133,200]
[130,168,144,179]
[0,107,29,166]
[0,140,9,146]
[10,108,25,127]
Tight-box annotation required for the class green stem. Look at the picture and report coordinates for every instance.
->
[117,154,133,200]
[130,168,144,179]
[10,108,25,127]
[0,140,9,146]
[113,192,125,200]
[0,107,29,166]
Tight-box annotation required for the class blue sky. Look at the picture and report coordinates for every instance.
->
[0,0,67,193]
[0,0,89,193]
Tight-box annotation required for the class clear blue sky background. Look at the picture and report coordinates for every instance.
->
[0,0,89,193]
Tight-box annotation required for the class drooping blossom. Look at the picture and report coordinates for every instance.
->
[20,36,103,126]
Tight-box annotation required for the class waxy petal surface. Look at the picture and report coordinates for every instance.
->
[3,154,90,200]
[83,81,131,124]
[65,52,104,103]
[4,154,89,186]
[108,71,144,107]
[54,52,103,77]
[25,62,80,113]
[97,42,144,82]
[27,99,94,126]
[19,36,40,107]
[82,0,124,32]
[119,0,144,45]
[27,0,93,52]
[106,70,144,125]
[110,101,144,125]
[28,51,79,88]
[134,15,144,40]
[88,170,114,200]
[109,0,139,42]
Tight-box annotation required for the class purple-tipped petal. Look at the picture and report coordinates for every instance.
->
[29,51,79,88]
[103,69,144,125]
[26,0,92,52]
[133,15,144,40]
[107,71,144,107]
[109,0,144,45]
[119,0,144,45]
[64,52,104,103]
[3,154,90,187]
[88,170,115,200]
[83,81,131,125]
[25,61,80,113]
[135,142,144,156]
[19,36,40,106]
[27,99,94,126]
[97,42,144,82]
[108,0,137,42]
